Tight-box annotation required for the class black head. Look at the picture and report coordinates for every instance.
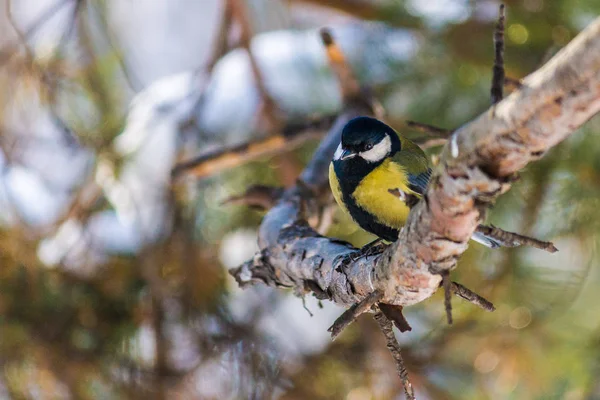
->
[333,116,401,164]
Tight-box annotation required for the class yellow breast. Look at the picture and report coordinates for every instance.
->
[352,159,412,229]
[329,162,349,215]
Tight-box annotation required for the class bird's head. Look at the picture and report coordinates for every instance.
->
[333,116,401,165]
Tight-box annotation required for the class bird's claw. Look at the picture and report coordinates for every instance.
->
[338,251,361,269]
[338,242,388,269]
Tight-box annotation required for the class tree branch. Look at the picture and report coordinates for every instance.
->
[171,114,337,179]
[491,4,506,104]
[327,289,383,340]
[476,224,558,253]
[231,0,282,131]
[231,17,600,313]
[319,28,361,102]
[373,312,415,400]
[451,282,495,312]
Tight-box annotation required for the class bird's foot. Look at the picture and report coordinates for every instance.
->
[360,239,388,257]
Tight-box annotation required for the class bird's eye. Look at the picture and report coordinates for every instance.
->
[365,143,373,151]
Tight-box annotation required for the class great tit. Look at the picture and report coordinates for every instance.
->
[329,116,500,248]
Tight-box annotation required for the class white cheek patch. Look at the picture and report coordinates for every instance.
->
[359,135,391,163]
[333,143,344,160]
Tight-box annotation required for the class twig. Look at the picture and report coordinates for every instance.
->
[90,1,143,92]
[442,271,452,325]
[5,0,81,147]
[320,28,362,102]
[378,303,412,332]
[231,0,282,130]
[301,297,314,317]
[327,289,383,340]
[451,282,495,312]
[476,225,558,253]
[491,4,506,104]
[172,26,369,180]
[6,0,34,59]
[373,312,415,400]
[406,120,453,138]
[206,0,235,71]
[171,114,336,179]
[0,0,73,66]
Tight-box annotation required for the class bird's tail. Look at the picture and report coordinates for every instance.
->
[470,231,503,249]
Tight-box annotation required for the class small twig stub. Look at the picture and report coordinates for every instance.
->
[451,282,496,312]
[476,225,558,253]
[328,290,384,340]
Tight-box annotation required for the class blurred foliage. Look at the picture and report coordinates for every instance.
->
[1,0,600,399]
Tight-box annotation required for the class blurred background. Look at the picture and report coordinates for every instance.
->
[0,0,599,399]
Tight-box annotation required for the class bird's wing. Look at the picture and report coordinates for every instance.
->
[407,168,432,196]
[390,149,432,196]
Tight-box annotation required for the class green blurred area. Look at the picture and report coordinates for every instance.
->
[1,0,600,399]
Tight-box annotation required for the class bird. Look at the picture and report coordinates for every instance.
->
[328,116,501,252]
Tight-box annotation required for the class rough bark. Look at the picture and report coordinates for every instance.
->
[231,17,600,309]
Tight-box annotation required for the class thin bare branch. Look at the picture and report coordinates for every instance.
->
[476,225,558,253]
[320,28,362,102]
[451,282,495,312]
[328,289,383,340]
[171,114,337,179]
[5,0,83,147]
[0,0,73,66]
[373,312,415,400]
[491,4,506,104]
[442,271,452,325]
[231,0,282,131]
[378,303,412,332]
[206,0,235,71]
[6,0,34,59]
[172,25,373,180]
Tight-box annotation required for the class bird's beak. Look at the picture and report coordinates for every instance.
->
[340,149,357,160]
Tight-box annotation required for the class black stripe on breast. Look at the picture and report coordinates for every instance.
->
[344,195,400,242]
